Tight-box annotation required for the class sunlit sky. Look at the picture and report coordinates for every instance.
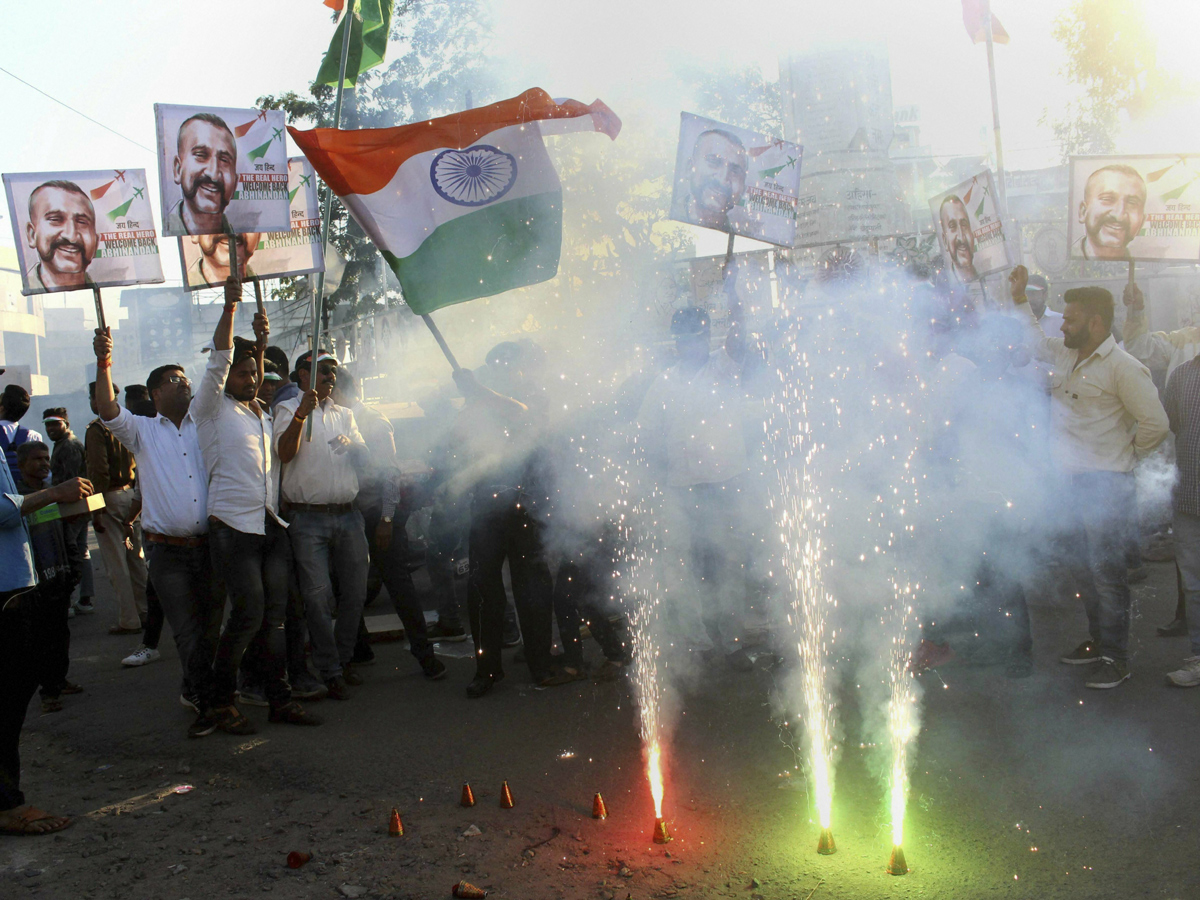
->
[2,0,1195,303]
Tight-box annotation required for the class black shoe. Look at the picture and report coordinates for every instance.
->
[351,647,376,666]
[1158,616,1188,638]
[466,672,503,698]
[1085,657,1130,689]
[342,666,365,686]
[325,676,351,701]
[1060,640,1102,665]
[422,657,448,681]
[187,710,220,739]
[427,622,468,643]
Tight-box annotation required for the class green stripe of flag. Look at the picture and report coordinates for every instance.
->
[316,0,392,88]
[382,192,562,316]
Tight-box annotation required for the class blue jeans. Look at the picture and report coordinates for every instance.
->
[148,542,220,701]
[206,517,292,709]
[1172,510,1200,656]
[1064,471,1135,662]
[288,510,369,680]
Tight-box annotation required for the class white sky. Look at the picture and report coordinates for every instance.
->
[3,0,1193,305]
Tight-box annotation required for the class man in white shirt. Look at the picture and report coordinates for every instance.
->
[274,349,370,700]
[92,326,217,717]
[1010,265,1169,688]
[637,307,757,672]
[190,284,320,736]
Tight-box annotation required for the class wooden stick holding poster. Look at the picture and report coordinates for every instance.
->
[92,286,107,332]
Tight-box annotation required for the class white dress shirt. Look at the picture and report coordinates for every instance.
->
[104,406,207,537]
[1017,301,1169,473]
[194,347,283,535]
[637,349,749,488]
[0,419,44,445]
[1123,306,1200,381]
[273,395,363,504]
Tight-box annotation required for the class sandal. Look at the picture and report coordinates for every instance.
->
[40,698,63,714]
[215,706,257,736]
[58,682,84,695]
[0,806,72,836]
[539,666,587,687]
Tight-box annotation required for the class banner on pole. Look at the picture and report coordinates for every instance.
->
[3,168,164,296]
[929,169,1010,284]
[154,103,291,237]
[1069,155,1200,262]
[179,158,324,291]
[668,112,802,248]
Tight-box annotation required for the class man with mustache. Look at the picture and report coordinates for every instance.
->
[167,113,238,236]
[184,232,261,287]
[939,195,977,283]
[25,181,98,292]
[1077,164,1146,260]
[684,129,748,231]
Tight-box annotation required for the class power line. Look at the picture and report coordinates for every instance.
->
[0,65,155,154]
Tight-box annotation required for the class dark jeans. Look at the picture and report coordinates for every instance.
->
[1064,471,1136,662]
[553,559,629,668]
[674,480,748,654]
[361,507,433,665]
[143,575,164,650]
[148,542,220,700]
[284,568,310,681]
[64,518,93,602]
[0,596,39,811]
[428,500,469,630]
[468,502,554,680]
[206,517,291,709]
[33,581,73,698]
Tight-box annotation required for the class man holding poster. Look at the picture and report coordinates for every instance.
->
[25,181,99,292]
[167,113,239,236]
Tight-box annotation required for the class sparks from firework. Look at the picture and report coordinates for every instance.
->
[887,576,918,848]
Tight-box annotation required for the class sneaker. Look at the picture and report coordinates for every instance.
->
[466,672,500,699]
[342,666,364,686]
[73,599,96,615]
[428,621,468,643]
[67,606,75,619]
[422,657,448,681]
[502,632,522,649]
[1166,656,1200,687]
[289,670,328,701]
[1158,616,1188,638]
[1085,657,1130,689]
[187,710,219,739]
[58,681,84,695]
[122,647,161,667]
[268,701,322,726]
[236,686,269,708]
[1060,640,1102,665]
[41,697,63,714]
[179,692,201,713]
[325,676,351,701]
[350,647,376,666]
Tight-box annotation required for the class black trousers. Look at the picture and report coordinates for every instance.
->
[468,503,554,680]
[553,559,629,668]
[32,581,73,698]
[0,595,39,811]
[362,507,434,665]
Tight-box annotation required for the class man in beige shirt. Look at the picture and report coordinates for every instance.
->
[1010,265,1168,689]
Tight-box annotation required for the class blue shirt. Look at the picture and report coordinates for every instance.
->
[0,455,36,593]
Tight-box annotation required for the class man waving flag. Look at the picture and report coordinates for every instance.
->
[289,89,620,316]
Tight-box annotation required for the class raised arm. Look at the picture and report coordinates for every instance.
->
[1008,265,1062,364]
[91,327,119,422]
[1123,283,1200,372]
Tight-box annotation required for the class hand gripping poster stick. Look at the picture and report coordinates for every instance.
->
[307,0,357,440]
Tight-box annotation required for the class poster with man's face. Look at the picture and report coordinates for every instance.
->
[179,158,324,291]
[928,170,1010,284]
[154,103,290,237]
[1069,155,1200,262]
[669,112,802,247]
[3,169,164,296]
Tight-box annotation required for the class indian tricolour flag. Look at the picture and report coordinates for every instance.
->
[288,88,620,315]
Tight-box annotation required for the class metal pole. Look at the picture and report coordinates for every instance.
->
[308,0,356,439]
[983,0,1007,215]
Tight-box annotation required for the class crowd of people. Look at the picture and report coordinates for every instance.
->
[2,263,1200,836]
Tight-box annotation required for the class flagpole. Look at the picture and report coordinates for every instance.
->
[307,0,356,440]
[983,0,1007,215]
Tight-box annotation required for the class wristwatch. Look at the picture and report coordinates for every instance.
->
[381,516,393,524]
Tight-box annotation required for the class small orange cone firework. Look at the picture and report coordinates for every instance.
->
[887,845,908,875]
[591,792,608,819]
[816,828,836,855]
[499,781,514,809]
[460,783,476,807]
[286,851,311,869]
[652,817,671,844]
[452,881,488,898]
[388,807,403,836]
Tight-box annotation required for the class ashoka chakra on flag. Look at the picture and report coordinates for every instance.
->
[430,145,517,207]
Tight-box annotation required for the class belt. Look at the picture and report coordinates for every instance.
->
[288,502,354,514]
[144,531,207,548]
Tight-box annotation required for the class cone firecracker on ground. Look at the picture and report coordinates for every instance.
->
[652,817,671,843]
[499,781,514,809]
[887,845,909,875]
[591,792,608,819]
[460,783,476,807]
[389,807,403,836]
[817,828,836,854]
[286,851,311,869]
[453,880,488,898]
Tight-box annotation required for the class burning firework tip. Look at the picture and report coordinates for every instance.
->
[460,783,476,807]
[592,792,608,819]
[887,845,909,876]
[652,817,672,844]
[499,781,514,809]
[816,828,836,855]
[388,807,403,836]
